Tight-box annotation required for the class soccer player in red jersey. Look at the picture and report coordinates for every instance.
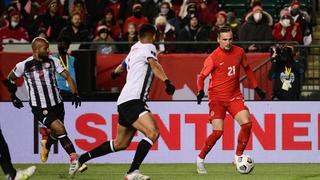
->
[196,26,266,174]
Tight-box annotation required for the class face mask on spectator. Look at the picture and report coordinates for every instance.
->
[10,21,19,28]
[280,19,291,27]
[253,12,262,22]
[161,8,169,15]
[291,8,300,16]
[133,10,142,18]
[156,24,166,32]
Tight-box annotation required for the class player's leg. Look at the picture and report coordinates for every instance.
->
[197,101,226,174]
[0,129,16,179]
[125,112,159,179]
[228,99,252,162]
[0,129,37,180]
[79,124,136,164]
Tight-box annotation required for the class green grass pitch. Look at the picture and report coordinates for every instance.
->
[1,163,320,180]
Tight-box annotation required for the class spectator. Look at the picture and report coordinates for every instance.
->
[59,12,91,43]
[126,0,159,23]
[177,14,209,53]
[289,1,312,45]
[272,12,303,44]
[91,25,117,54]
[34,0,66,41]
[96,8,121,41]
[53,36,77,97]
[209,11,228,50]
[155,15,176,53]
[69,0,93,32]
[118,22,138,53]
[159,1,181,35]
[226,11,241,39]
[269,45,305,100]
[0,10,29,51]
[181,2,198,28]
[123,2,149,34]
[239,5,273,52]
[198,0,219,28]
[97,0,121,20]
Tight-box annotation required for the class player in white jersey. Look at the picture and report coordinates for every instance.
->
[4,37,86,178]
[78,24,175,180]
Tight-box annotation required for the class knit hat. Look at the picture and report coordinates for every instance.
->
[252,5,263,12]
[132,3,142,11]
[290,1,301,8]
[216,11,227,19]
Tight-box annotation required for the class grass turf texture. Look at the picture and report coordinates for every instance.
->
[1,163,320,180]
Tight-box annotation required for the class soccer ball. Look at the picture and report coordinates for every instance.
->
[235,154,255,174]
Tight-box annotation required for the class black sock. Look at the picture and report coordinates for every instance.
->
[58,134,76,155]
[128,138,153,173]
[45,135,57,150]
[79,140,115,164]
[0,130,16,178]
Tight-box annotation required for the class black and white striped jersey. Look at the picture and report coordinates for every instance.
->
[13,55,65,108]
[117,41,157,105]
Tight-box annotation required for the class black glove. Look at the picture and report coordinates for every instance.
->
[164,79,175,95]
[197,90,205,104]
[2,79,17,93]
[255,87,266,100]
[10,94,23,109]
[72,93,81,108]
[111,72,120,80]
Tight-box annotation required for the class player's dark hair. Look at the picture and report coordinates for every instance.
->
[217,26,232,37]
[138,24,156,38]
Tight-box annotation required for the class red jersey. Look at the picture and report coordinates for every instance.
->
[197,45,258,102]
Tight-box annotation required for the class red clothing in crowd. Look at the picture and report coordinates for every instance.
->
[272,22,303,44]
[0,26,29,51]
[123,16,148,34]
[197,45,258,102]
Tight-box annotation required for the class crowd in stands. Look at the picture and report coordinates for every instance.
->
[0,0,315,53]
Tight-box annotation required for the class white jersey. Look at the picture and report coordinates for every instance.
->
[117,41,157,105]
[13,55,64,108]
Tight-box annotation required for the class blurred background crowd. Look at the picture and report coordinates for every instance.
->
[0,0,316,54]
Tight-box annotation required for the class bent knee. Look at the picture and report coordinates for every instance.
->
[145,129,159,142]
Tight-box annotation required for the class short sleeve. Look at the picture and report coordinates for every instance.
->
[13,61,25,77]
[144,44,157,62]
[199,54,215,77]
[52,57,65,74]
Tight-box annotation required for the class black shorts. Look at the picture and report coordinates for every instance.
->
[117,99,150,127]
[32,103,65,128]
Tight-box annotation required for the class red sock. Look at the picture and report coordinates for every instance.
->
[236,122,252,156]
[198,130,223,159]
[39,128,51,140]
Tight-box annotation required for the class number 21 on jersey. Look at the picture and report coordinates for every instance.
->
[228,66,236,76]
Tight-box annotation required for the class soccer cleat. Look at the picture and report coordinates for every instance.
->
[40,139,49,163]
[233,154,244,166]
[13,166,36,180]
[125,170,150,180]
[78,163,88,173]
[69,153,82,178]
[196,156,207,174]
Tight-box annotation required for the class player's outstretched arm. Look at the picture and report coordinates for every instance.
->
[149,58,175,95]
[60,70,81,108]
[111,60,126,79]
